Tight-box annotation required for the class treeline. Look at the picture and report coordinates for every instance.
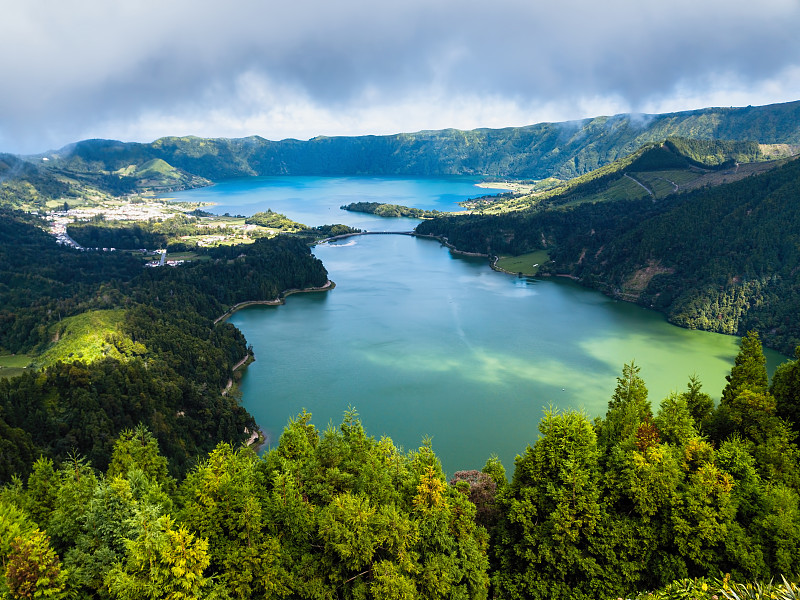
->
[2,334,800,599]
[417,156,800,354]
[0,211,329,478]
[341,201,443,219]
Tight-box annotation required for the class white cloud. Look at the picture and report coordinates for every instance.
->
[1,0,799,153]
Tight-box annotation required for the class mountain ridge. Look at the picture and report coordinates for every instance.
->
[18,99,800,187]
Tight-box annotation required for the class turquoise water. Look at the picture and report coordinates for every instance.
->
[171,177,788,476]
[167,175,497,232]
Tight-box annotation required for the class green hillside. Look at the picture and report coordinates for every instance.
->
[471,138,794,213]
[36,309,135,368]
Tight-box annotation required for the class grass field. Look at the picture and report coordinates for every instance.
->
[0,354,34,379]
[496,250,551,275]
[165,251,209,261]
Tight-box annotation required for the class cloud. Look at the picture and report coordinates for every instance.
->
[1,0,799,153]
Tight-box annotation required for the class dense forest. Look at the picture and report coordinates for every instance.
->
[2,333,800,599]
[417,151,800,355]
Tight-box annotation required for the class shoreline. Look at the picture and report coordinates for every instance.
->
[214,280,336,324]
[413,233,490,257]
[214,279,335,453]
[490,256,521,276]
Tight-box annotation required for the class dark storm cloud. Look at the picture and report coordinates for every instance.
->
[1,0,799,153]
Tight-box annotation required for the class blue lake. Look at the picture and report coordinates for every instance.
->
[168,175,495,232]
[169,177,788,476]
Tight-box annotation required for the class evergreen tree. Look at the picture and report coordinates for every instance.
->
[597,361,652,453]
[104,507,211,600]
[495,408,604,600]
[771,346,800,431]
[722,331,769,404]
[682,375,714,432]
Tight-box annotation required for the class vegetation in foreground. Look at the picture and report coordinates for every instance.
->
[2,333,800,599]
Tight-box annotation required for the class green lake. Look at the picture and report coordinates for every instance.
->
[168,177,788,476]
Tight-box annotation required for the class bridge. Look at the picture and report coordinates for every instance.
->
[316,230,420,243]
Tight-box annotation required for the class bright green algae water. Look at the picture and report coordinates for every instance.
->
[170,177,787,475]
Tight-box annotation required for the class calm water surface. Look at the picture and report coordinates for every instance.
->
[171,177,787,475]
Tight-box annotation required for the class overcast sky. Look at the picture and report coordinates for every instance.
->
[2,0,799,154]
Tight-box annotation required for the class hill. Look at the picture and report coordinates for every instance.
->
[471,138,797,213]
[0,208,329,477]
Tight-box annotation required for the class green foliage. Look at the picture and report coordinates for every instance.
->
[341,202,442,219]
[4,528,69,599]
[178,443,288,599]
[771,347,800,432]
[722,332,769,404]
[106,425,173,489]
[302,223,362,238]
[244,209,306,232]
[105,508,211,600]
[261,409,489,600]
[495,408,603,600]
[655,393,698,447]
[597,361,652,451]
[682,375,715,432]
[36,310,132,368]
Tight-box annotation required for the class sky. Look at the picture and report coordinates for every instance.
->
[2,0,800,155]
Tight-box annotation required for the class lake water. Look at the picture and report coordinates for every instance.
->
[168,175,492,232]
[168,177,788,476]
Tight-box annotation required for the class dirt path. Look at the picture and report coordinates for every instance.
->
[624,173,654,199]
[221,353,253,396]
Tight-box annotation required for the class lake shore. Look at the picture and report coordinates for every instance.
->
[413,233,490,257]
[214,280,336,324]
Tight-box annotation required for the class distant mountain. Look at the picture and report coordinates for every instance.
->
[35,100,800,183]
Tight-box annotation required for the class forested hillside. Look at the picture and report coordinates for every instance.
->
[2,334,800,599]
[0,210,328,478]
[417,151,800,354]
